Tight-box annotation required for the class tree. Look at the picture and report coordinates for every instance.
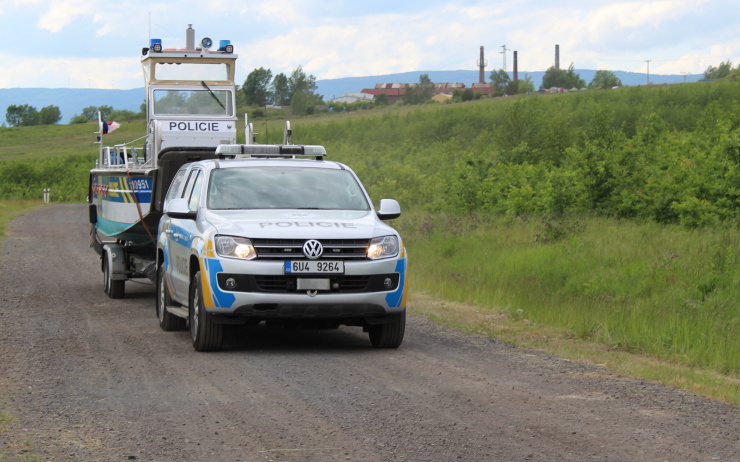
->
[541,63,586,89]
[287,66,318,99]
[242,67,273,106]
[286,66,324,113]
[5,104,39,127]
[403,74,435,105]
[516,75,535,94]
[76,105,113,122]
[589,70,623,90]
[489,69,510,96]
[272,73,290,106]
[704,60,734,80]
[374,93,389,106]
[38,105,62,125]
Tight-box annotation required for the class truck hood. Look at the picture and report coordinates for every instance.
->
[202,209,397,239]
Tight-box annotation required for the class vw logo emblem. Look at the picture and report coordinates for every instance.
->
[303,240,323,260]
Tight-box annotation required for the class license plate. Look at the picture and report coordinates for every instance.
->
[284,260,344,274]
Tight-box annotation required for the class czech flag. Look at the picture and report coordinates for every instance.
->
[103,120,120,134]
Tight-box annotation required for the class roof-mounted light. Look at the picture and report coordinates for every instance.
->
[304,145,327,156]
[243,145,281,156]
[215,144,327,159]
[201,37,213,49]
[215,144,243,155]
[150,39,162,52]
[219,40,234,53]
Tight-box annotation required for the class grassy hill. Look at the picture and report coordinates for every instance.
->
[1,80,738,403]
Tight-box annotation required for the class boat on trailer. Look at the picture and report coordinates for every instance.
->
[89,25,253,297]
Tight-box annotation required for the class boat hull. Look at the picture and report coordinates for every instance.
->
[90,171,160,244]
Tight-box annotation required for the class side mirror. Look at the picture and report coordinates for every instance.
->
[164,198,197,219]
[376,199,401,220]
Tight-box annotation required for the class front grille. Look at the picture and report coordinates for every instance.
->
[217,273,399,294]
[252,238,370,260]
[254,275,371,292]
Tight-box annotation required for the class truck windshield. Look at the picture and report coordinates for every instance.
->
[208,167,371,211]
[153,89,233,116]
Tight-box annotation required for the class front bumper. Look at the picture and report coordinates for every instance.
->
[199,256,408,318]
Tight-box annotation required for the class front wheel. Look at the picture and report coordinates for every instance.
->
[157,265,186,331]
[368,311,406,348]
[189,271,223,352]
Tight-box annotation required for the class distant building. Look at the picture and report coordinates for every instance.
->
[328,92,375,104]
[359,82,492,103]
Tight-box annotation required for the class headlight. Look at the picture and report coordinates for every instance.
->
[367,236,399,260]
[215,235,256,260]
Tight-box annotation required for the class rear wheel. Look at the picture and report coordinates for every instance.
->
[103,252,124,299]
[368,311,406,348]
[157,265,186,331]
[189,271,223,352]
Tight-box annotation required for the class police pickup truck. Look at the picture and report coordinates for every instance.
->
[156,143,407,351]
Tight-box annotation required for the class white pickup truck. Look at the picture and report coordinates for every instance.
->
[156,143,408,351]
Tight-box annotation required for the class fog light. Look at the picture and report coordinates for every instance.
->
[226,278,237,289]
[384,278,393,289]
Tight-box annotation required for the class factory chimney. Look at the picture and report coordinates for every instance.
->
[555,44,560,70]
[513,51,518,82]
[477,46,487,84]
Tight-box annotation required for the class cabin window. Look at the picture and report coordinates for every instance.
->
[153,89,233,116]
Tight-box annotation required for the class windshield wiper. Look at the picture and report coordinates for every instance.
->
[201,81,226,110]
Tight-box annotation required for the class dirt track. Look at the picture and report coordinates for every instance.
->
[0,204,738,461]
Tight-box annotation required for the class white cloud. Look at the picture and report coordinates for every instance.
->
[36,0,96,33]
[0,54,141,89]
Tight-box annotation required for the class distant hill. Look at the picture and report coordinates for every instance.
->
[1,70,703,125]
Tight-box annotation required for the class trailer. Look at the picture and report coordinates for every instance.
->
[89,25,252,298]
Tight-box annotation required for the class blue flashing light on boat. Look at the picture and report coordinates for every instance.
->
[219,40,233,53]
[150,39,162,52]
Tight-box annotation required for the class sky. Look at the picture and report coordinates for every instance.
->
[0,0,737,90]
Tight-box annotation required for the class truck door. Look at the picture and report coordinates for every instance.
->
[167,168,204,301]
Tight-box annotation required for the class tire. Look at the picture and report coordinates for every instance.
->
[368,311,406,348]
[189,271,223,352]
[157,265,186,331]
[103,252,124,299]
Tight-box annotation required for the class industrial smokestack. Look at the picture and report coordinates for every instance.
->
[555,44,560,70]
[513,51,518,82]
[478,46,486,84]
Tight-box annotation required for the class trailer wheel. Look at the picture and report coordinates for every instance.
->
[189,271,223,352]
[103,252,124,299]
[368,311,406,348]
[157,265,186,331]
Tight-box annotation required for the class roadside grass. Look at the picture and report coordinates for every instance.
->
[397,212,740,405]
[0,200,44,242]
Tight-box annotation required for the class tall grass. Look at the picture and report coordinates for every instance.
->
[397,213,739,377]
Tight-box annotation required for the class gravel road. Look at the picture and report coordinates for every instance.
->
[1,204,738,462]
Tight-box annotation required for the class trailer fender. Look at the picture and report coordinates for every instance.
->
[102,244,128,281]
